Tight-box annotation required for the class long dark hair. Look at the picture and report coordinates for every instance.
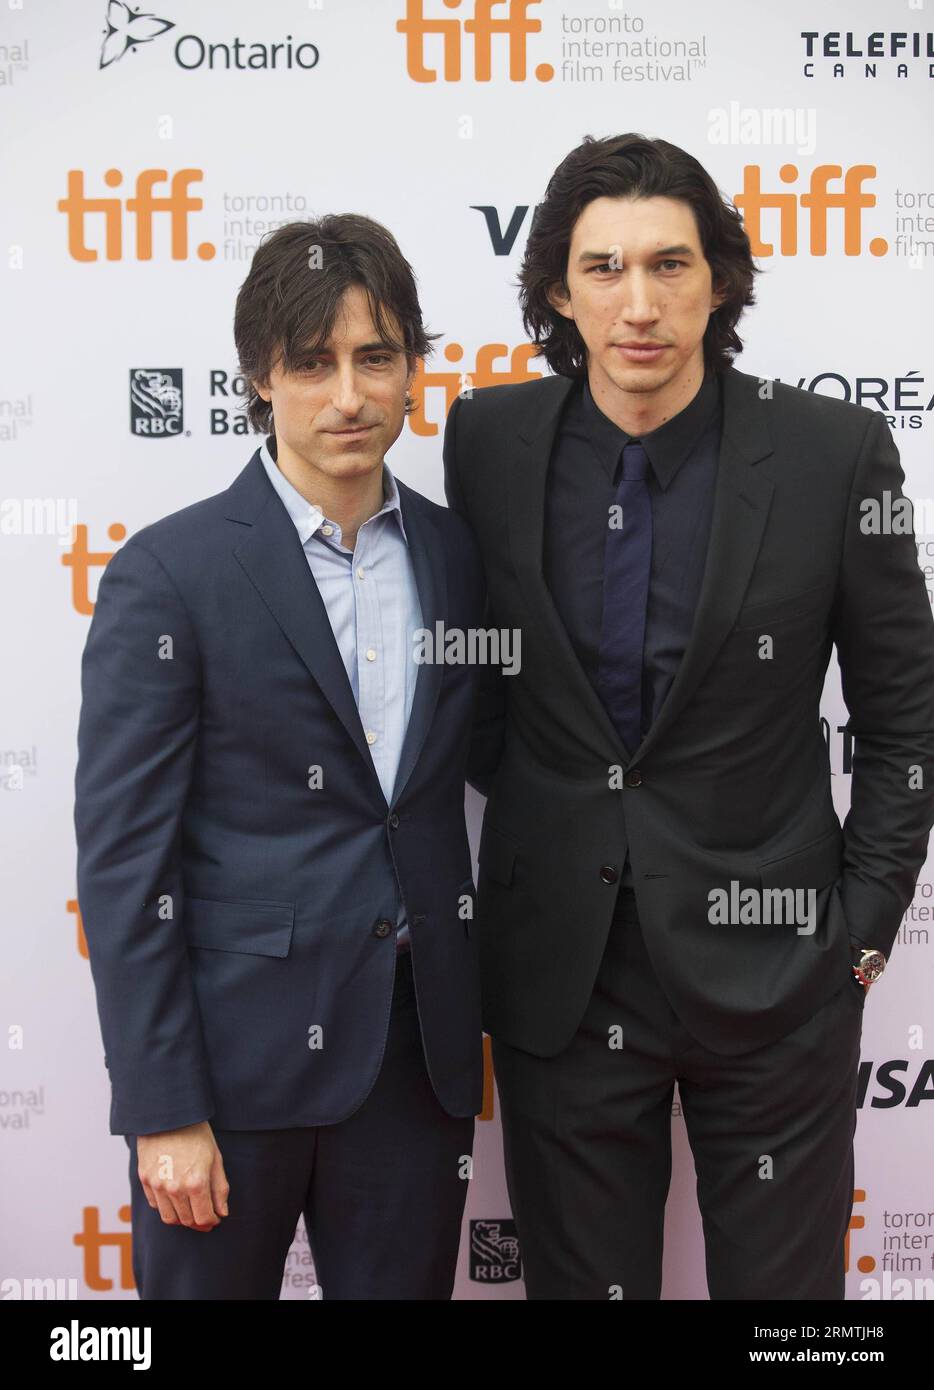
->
[518,133,759,378]
[234,215,440,432]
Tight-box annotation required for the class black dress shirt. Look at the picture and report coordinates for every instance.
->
[543,369,723,883]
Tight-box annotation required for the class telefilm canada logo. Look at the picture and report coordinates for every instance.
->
[469,1219,522,1282]
[799,28,934,79]
[129,368,184,437]
[97,1,320,71]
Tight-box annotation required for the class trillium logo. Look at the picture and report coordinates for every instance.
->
[99,1,174,69]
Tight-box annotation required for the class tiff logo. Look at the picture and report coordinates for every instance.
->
[396,0,553,82]
[58,168,215,261]
[733,164,884,257]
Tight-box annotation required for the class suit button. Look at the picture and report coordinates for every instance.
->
[373,918,394,938]
[388,812,400,829]
[623,768,643,787]
[599,865,618,884]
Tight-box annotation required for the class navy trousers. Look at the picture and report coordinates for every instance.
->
[492,884,865,1300]
[124,949,474,1299]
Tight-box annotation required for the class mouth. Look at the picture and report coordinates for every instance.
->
[326,425,375,440]
[614,343,669,363]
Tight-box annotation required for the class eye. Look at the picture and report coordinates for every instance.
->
[588,263,616,275]
[658,259,686,271]
[365,354,393,366]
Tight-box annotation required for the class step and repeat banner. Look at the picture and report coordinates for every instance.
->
[1,0,932,1301]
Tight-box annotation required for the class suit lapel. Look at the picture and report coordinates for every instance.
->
[507,366,776,765]
[509,376,629,763]
[635,369,775,762]
[225,454,444,808]
[390,481,446,804]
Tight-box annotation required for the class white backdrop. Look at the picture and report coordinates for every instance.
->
[1,0,932,1301]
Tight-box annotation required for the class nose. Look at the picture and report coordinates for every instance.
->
[331,365,365,419]
[619,269,659,327]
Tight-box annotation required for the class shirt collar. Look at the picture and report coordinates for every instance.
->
[259,434,409,548]
[580,369,721,491]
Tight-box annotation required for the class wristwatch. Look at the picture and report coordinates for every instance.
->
[851,946,887,989]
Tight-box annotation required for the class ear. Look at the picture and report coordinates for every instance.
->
[546,278,574,321]
[709,279,728,312]
[252,377,271,403]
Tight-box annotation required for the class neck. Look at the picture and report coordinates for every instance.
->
[589,350,707,436]
[271,436,385,551]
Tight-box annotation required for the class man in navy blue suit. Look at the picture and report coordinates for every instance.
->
[74,216,484,1300]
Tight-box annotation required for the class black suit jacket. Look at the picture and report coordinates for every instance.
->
[444,364,934,1056]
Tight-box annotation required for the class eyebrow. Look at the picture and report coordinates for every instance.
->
[295,341,401,357]
[577,244,696,265]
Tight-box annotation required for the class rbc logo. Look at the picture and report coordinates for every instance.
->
[130,368,183,437]
[469,1219,522,1282]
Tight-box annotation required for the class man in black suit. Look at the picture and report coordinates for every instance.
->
[443,134,934,1299]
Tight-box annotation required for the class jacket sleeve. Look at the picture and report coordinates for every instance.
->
[443,392,508,798]
[831,411,934,960]
[74,536,215,1135]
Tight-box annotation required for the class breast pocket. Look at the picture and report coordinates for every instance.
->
[732,582,832,632]
[719,582,834,694]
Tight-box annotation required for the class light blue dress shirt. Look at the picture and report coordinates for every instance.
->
[259,436,422,950]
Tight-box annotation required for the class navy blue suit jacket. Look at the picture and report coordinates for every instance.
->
[74,448,485,1135]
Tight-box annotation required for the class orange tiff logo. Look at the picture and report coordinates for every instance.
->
[58,169,216,262]
[396,0,553,82]
[62,522,125,615]
[73,1205,135,1292]
[734,164,885,257]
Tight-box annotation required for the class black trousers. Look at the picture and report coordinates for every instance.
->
[124,949,474,1299]
[492,885,865,1300]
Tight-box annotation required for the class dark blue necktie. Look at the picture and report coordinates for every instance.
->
[597,441,653,758]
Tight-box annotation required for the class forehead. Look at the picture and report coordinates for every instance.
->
[569,195,702,253]
[324,284,395,342]
[297,283,403,351]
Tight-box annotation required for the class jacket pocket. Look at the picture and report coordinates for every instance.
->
[183,897,295,958]
[457,877,477,936]
[758,827,842,891]
[478,824,519,887]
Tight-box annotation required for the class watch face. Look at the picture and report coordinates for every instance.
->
[860,951,886,984]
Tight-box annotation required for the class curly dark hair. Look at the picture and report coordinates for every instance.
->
[518,133,760,378]
[234,215,441,433]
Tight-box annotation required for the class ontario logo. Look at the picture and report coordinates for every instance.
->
[99,3,174,69]
[129,369,184,437]
[96,2,319,71]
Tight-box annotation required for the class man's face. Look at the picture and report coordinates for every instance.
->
[547,195,725,399]
[254,283,415,481]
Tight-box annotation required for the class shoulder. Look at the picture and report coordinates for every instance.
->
[727,366,879,447]
[451,371,576,435]
[397,478,483,581]
[101,481,240,605]
[397,477,474,545]
[118,488,231,566]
